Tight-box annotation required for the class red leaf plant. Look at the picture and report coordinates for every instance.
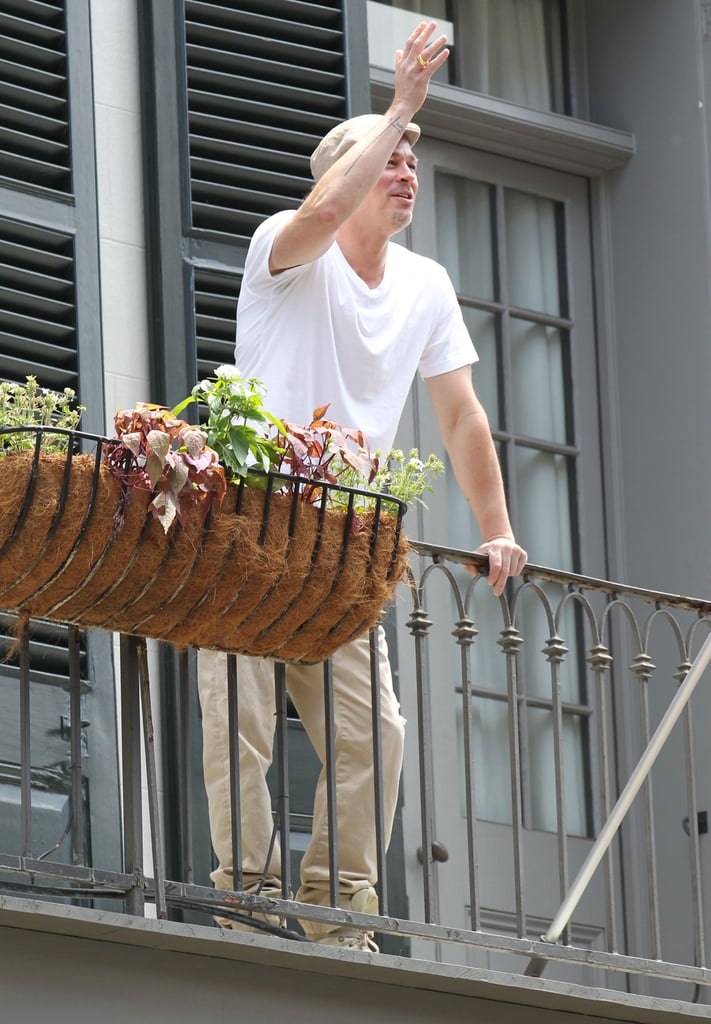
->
[275,406,380,530]
[104,403,227,534]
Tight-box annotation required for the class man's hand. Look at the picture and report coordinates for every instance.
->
[393,21,450,114]
[468,536,528,597]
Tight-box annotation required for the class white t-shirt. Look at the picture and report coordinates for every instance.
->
[235,209,477,454]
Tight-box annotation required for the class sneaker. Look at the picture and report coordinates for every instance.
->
[216,886,286,932]
[315,886,380,951]
[350,885,379,916]
[319,932,379,952]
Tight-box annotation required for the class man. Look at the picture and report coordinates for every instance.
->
[198,21,527,950]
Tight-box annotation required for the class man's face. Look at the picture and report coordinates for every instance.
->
[361,139,419,233]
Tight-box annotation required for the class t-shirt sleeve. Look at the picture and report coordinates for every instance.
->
[417,266,478,379]
[240,210,307,293]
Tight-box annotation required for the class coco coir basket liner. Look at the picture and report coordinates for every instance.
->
[0,430,408,663]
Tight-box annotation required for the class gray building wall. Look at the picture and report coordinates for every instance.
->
[585,0,711,987]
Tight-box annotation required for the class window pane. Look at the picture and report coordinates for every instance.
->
[367,1,453,84]
[527,707,587,836]
[515,447,574,570]
[461,698,512,824]
[454,0,566,113]
[505,189,562,315]
[435,174,495,300]
[510,318,567,443]
[464,308,499,428]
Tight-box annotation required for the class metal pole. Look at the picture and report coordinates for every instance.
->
[274,662,291,899]
[120,635,144,916]
[136,638,168,920]
[525,631,711,976]
[323,658,339,909]
[68,627,84,865]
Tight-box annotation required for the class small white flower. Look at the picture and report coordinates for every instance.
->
[214,364,241,380]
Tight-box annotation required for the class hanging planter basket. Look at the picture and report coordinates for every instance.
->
[0,429,409,663]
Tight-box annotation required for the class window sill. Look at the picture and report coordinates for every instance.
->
[370,68,635,175]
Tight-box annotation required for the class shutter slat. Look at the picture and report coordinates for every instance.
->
[0,284,73,320]
[0,11,65,48]
[0,34,65,71]
[0,236,72,274]
[187,42,342,85]
[189,104,327,145]
[0,260,71,297]
[186,1,342,36]
[0,151,68,190]
[0,307,74,341]
[1,0,64,29]
[189,58,346,99]
[0,101,65,138]
[0,343,78,391]
[191,155,309,196]
[0,124,68,160]
[188,74,343,115]
[0,78,66,117]
[189,137,305,175]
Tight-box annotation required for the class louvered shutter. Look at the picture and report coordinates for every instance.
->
[0,0,102,405]
[0,1,119,872]
[195,267,242,377]
[0,216,77,389]
[0,0,70,195]
[185,0,348,245]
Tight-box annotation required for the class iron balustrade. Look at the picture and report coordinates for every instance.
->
[0,542,709,1000]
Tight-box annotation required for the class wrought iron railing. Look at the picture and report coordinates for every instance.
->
[0,431,709,1003]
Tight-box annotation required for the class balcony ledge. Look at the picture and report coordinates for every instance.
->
[0,894,705,1022]
[370,67,636,175]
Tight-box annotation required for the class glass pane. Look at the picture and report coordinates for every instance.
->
[454,0,566,113]
[510,318,567,443]
[435,174,495,300]
[460,697,512,824]
[464,307,499,427]
[504,189,562,316]
[515,447,574,571]
[367,1,453,84]
[527,707,587,836]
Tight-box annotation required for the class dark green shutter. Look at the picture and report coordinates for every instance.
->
[0,0,70,195]
[0,0,118,878]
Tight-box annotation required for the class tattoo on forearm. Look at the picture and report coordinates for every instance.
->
[343,119,405,176]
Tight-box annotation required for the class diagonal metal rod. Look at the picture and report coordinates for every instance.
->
[525,630,711,977]
[136,637,168,920]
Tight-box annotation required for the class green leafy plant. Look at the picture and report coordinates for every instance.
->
[104,403,227,534]
[369,449,444,510]
[0,375,85,453]
[172,365,283,486]
[154,368,443,525]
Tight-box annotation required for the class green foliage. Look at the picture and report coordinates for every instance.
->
[0,375,85,453]
[174,371,444,512]
[172,365,282,485]
[370,449,444,509]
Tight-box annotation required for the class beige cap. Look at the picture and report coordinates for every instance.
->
[310,113,421,181]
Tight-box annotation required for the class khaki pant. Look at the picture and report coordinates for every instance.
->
[197,627,405,938]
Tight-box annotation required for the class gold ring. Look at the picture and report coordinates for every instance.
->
[417,54,429,68]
